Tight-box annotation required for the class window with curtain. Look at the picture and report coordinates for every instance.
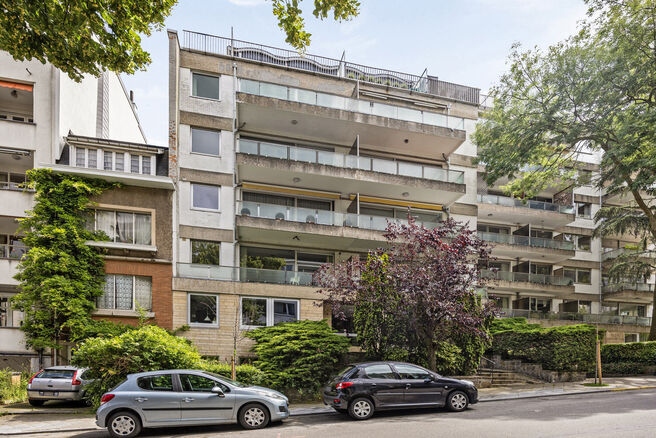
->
[89,210,152,246]
[97,275,151,311]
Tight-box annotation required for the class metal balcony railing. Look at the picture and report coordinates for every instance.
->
[477,231,575,251]
[0,181,32,191]
[0,244,28,260]
[238,139,465,184]
[477,194,574,214]
[177,263,316,286]
[237,201,442,232]
[602,248,656,261]
[480,269,574,286]
[181,30,480,105]
[238,79,466,130]
[602,282,656,293]
[497,308,651,326]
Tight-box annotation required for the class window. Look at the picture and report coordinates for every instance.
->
[477,224,510,234]
[137,375,173,391]
[88,210,152,246]
[191,240,221,265]
[75,147,98,169]
[530,264,552,276]
[192,183,220,210]
[625,333,639,343]
[75,147,152,174]
[576,202,591,218]
[97,275,152,311]
[37,370,76,379]
[188,294,218,326]
[0,81,34,122]
[179,374,220,392]
[363,364,396,379]
[191,128,220,156]
[394,364,432,380]
[240,297,299,328]
[579,169,593,185]
[131,154,140,173]
[0,235,28,260]
[577,236,591,251]
[564,268,591,284]
[192,73,220,99]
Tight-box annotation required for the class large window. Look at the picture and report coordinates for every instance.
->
[192,183,220,211]
[0,81,34,122]
[188,294,218,326]
[564,268,592,284]
[0,235,28,259]
[240,297,299,328]
[74,146,154,175]
[97,275,152,311]
[192,73,220,100]
[0,171,26,191]
[191,240,221,265]
[88,210,152,246]
[576,202,592,219]
[191,128,220,156]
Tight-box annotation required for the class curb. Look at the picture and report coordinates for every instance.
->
[0,428,101,437]
[478,385,656,403]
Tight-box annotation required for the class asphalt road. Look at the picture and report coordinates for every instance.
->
[12,389,656,438]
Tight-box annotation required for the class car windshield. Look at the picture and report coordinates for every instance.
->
[202,371,248,388]
[335,365,355,379]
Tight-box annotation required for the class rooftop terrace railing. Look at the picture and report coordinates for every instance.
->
[238,139,465,184]
[477,194,574,214]
[497,308,651,326]
[478,231,575,251]
[238,79,466,130]
[181,30,480,105]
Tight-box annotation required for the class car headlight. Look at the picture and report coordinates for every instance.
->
[461,380,476,388]
[252,390,286,400]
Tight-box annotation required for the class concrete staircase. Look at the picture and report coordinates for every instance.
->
[452,368,542,388]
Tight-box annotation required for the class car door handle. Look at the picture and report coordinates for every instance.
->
[405,384,411,389]
[182,397,195,402]
[134,397,148,402]
[371,383,377,387]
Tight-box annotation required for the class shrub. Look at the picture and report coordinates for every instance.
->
[72,325,202,407]
[245,320,350,398]
[491,323,598,372]
[0,369,28,405]
[199,361,264,386]
[601,342,656,365]
[601,362,647,375]
[490,317,540,334]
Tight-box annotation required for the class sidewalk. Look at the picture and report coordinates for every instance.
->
[2,376,656,435]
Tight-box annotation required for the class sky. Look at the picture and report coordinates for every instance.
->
[122,0,590,146]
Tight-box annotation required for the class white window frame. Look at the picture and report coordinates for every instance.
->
[98,274,152,311]
[187,293,220,327]
[74,146,100,169]
[239,296,300,329]
[191,72,221,101]
[191,183,220,212]
[74,146,154,175]
[190,127,221,157]
[89,209,154,246]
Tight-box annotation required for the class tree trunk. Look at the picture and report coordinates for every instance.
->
[650,287,656,341]
[426,340,437,372]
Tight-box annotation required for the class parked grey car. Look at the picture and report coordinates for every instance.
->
[96,369,289,438]
[27,366,91,406]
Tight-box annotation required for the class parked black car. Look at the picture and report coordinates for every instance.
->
[322,361,478,420]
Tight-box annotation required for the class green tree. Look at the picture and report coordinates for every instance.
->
[11,169,117,360]
[473,0,656,340]
[0,0,359,81]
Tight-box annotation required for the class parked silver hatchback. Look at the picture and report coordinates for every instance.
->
[96,369,289,438]
[27,366,91,406]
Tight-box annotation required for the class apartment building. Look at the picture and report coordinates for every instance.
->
[0,52,172,370]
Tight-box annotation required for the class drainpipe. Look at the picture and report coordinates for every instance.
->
[233,62,239,269]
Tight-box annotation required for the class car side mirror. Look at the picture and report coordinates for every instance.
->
[424,376,435,383]
[211,386,225,397]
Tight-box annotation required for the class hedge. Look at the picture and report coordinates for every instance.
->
[491,320,598,372]
[601,342,656,365]
[200,361,264,386]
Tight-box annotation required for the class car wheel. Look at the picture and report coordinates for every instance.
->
[238,403,270,430]
[446,391,469,412]
[107,411,142,438]
[28,399,44,407]
[348,397,374,420]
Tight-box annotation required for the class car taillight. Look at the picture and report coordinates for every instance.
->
[28,370,42,385]
[100,394,115,405]
[336,381,353,390]
[72,370,82,386]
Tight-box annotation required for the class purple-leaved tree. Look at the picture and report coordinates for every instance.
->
[315,217,497,371]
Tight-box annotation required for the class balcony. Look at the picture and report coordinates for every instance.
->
[481,269,574,293]
[0,244,26,286]
[236,79,466,158]
[602,248,656,262]
[0,182,34,218]
[478,231,574,263]
[177,263,315,286]
[236,201,441,252]
[602,282,655,303]
[237,140,466,205]
[497,308,651,327]
[477,194,575,228]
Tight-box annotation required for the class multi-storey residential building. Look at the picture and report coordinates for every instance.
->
[168,30,654,358]
[0,52,173,370]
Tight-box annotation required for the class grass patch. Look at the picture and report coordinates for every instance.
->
[582,383,610,387]
[0,369,28,405]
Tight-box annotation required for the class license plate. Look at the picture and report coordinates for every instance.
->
[38,391,59,396]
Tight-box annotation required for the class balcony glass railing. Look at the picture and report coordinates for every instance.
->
[237,201,442,231]
[477,231,574,251]
[602,248,656,261]
[238,79,466,130]
[238,139,465,184]
[0,244,28,260]
[497,308,651,326]
[477,194,574,214]
[480,269,574,286]
[602,282,655,293]
[177,263,316,286]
